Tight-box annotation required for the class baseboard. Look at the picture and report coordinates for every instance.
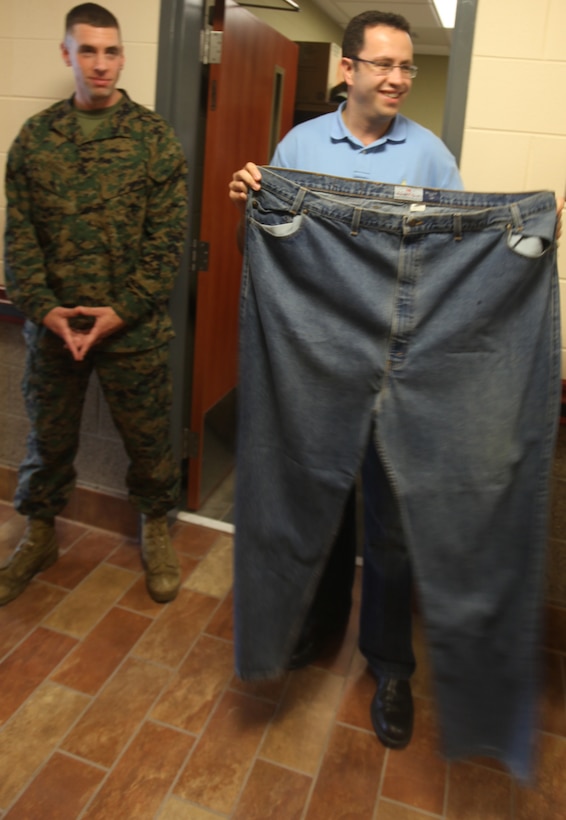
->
[0,464,138,538]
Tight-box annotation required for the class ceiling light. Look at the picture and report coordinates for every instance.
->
[433,0,457,28]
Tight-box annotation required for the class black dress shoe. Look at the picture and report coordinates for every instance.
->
[370,677,414,749]
[287,617,349,670]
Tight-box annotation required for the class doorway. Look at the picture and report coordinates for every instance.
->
[155,0,478,523]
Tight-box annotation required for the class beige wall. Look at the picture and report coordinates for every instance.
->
[0,0,161,286]
[244,0,343,44]
[401,55,448,137]
[460,0,566,371]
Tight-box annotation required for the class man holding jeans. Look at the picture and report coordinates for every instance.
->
[229,10,563,753]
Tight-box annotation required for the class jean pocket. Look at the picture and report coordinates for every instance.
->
[507,232,552,258]
[250,213,304,238]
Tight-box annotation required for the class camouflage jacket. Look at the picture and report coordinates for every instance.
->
[4,91,188,352]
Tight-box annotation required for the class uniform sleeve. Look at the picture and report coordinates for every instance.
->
[109,124,189,326]
[4,128,61,324]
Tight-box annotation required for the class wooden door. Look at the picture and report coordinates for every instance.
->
[187,0,298,509]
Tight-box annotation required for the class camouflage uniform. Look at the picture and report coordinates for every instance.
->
[4,91,188,518]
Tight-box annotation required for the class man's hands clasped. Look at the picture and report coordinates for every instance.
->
[43,305,126,361]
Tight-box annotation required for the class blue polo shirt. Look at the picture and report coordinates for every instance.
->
[271,102,463,190]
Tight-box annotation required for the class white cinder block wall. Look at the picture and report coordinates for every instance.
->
[459,0,566,373]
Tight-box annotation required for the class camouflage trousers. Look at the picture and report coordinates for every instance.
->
[15,336,180,519]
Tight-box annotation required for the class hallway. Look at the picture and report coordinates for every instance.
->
[0,499,565,819]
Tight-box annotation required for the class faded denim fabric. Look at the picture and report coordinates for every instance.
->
[234,166,560,779]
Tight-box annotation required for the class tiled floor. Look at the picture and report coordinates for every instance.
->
[1,500,565,819]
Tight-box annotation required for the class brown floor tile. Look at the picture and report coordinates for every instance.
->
[203,589,234,640]
[54,518,90,551]
[230,673,289,703]
[446,761,512,820]
[0,583,67,659]
[61,657,171,768]
[40,529,124,589]
[3,508,565,820]
[151,634,234,732]
[178,553,204,585]
[102,538,142,571]
[336,650,375,732]
[174,689,275,814]
[50,606,152,694]
[0,502,16,526]
[157,799,221,818]
[117,574,170,617]
[305,723,385,819]
[4,752,105,820]
[0,626,77,726]
[81,721,193,820]
[42,563,137,638]
[171,521,222,558]
[375,801,440,819]
[132,589,220,668]
[233,759,312,820]
[515,732,566,820]
[260,666,344,774]
[381,697,447,815]
[0,681,89,808]
[61,487,138,538]
[182,534,233,598]
[463,754,509,773]
[539,650,566,736]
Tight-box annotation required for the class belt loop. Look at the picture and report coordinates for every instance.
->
[453,213,463,241]
[350,207,362,236]
[510,202,523,233]
[289,186,307,215]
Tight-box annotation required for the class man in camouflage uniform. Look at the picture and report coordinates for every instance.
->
[1,3,188,605]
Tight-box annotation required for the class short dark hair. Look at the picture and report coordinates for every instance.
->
[65,3,120,36]
[342,11,412,58]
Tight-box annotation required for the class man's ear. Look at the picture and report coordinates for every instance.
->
[60,40,72,67]
[340,57,354,87]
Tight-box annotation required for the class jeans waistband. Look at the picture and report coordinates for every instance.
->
[257,166,556,238]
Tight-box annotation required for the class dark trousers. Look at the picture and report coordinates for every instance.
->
[304,434,415,680]
[15,329,180,519]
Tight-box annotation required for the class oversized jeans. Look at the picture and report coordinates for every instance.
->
[234,166,560,779]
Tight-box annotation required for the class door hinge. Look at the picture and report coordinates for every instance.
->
[200,29,223,65]
[183,429,200,459]
[191,239,209,273]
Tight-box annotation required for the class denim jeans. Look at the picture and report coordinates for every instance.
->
[234,166,560,779]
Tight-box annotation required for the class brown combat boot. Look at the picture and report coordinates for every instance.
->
[0,518,59,606]
[141,515,181,603]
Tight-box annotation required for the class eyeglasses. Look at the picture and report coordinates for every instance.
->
[345,57,418,79]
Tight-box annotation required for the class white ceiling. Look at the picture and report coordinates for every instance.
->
[310,0,453,56]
